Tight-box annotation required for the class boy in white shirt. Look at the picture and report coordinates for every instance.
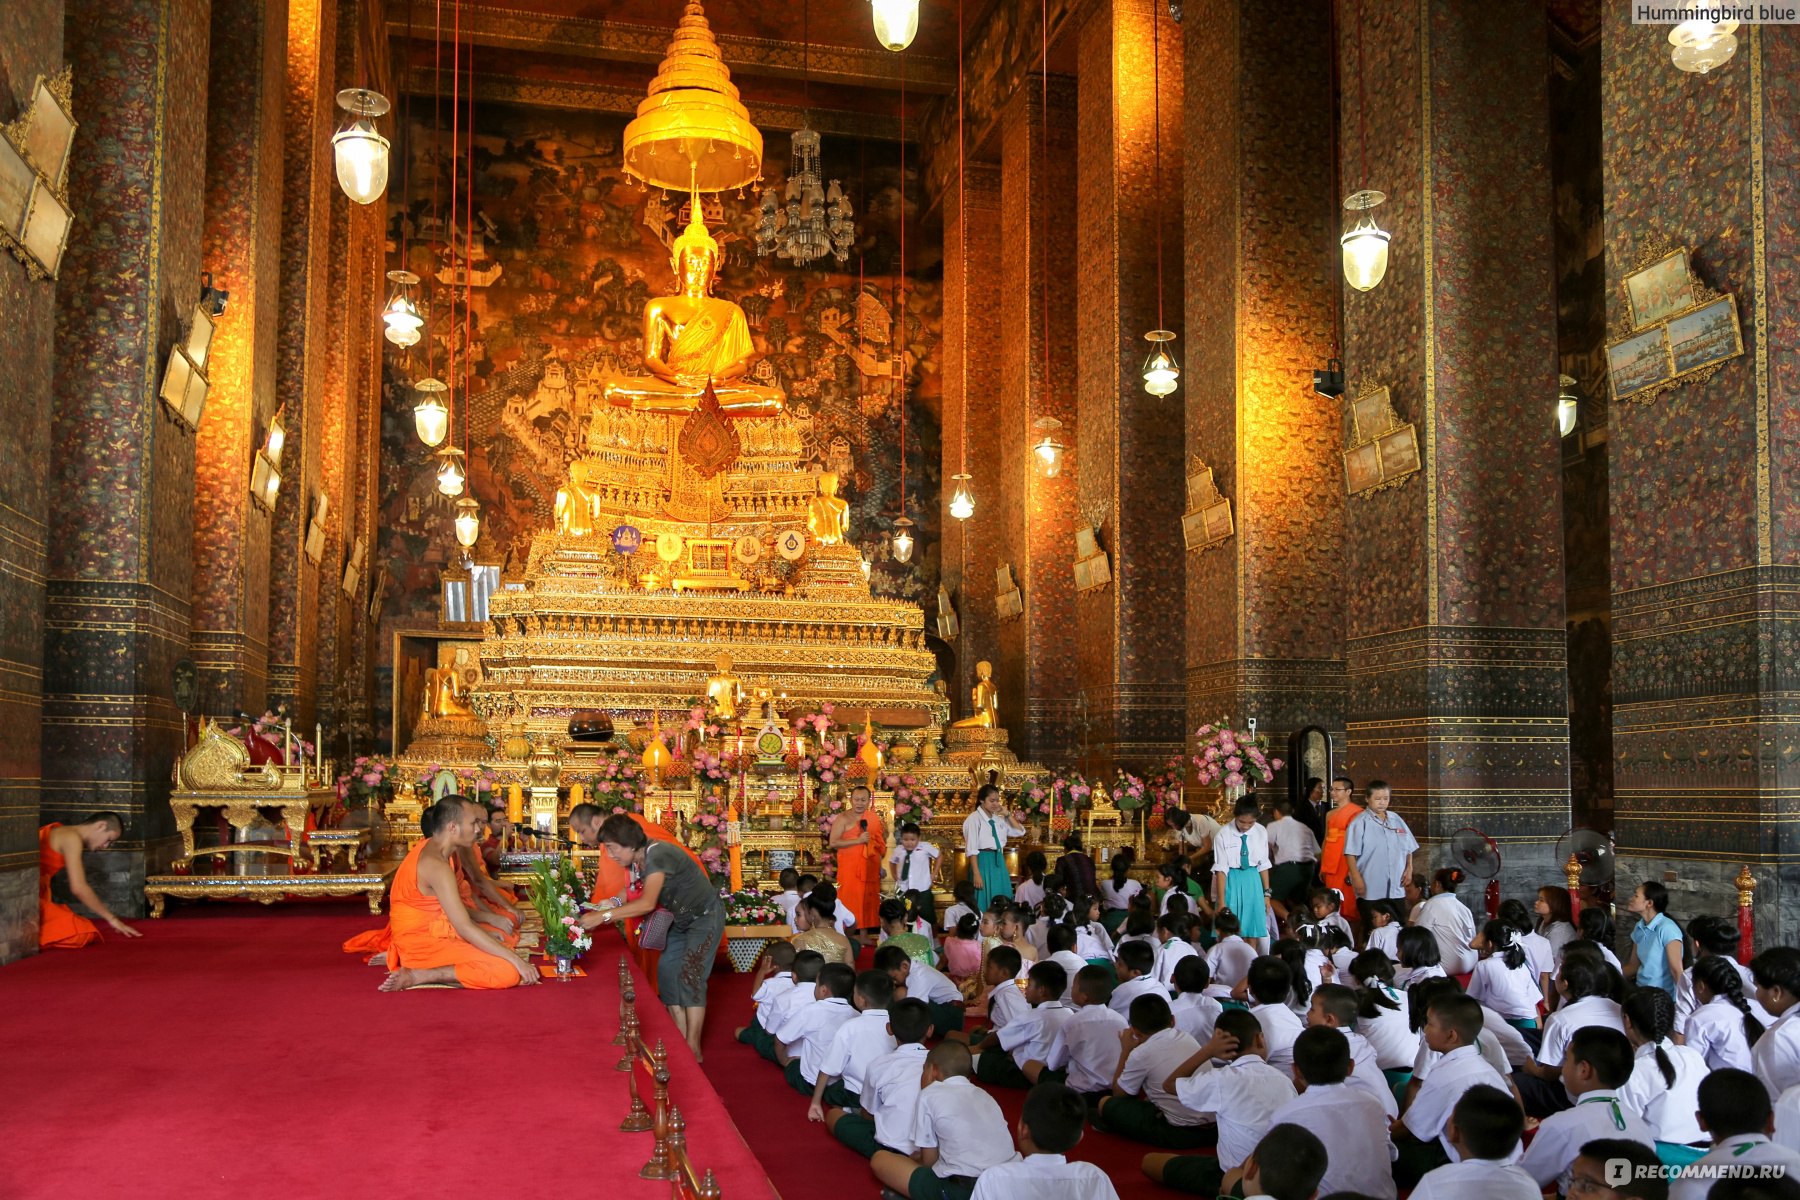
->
[1205,910,1257,996]
[1095,993,1212,1148]
[1267,1026,1397,1199]
[1229,1125,1329,1200]
[970,1082,1119,1200]
[735,940,799,1057]
[952,944,1027,1047]
[1153,912,1198,989]
[1672,1067,1800,1200]
[752,949,825,1061]
[890,822,942,895]
[772,867,803,928]
[777,962,860,1094]
[1143,1008,1297,1195]
[828,997,932,1158]
[870,1041,1019,1200]
[1410,1084,1539,1200]
[809,969,900,1116]
[975,960,1071,1089]
[1043,925,1090,1003]
[1518,1026,1655,1193]
[1518,953,1626,1117]
[875,942,968,1039]
[1244,955,1305,1072]
[1030,966,1129,1099]
[1110,939,1172,1017]
[1308,982,1398,1118]
[1168,957,1222,1045]
[1393,992,1510,1188]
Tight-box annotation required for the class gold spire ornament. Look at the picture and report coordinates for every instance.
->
[622,2,763,194]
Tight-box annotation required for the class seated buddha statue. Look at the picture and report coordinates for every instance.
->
[602,207,785,418]
[807,473,850,546]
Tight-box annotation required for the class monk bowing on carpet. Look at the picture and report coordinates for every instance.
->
[380,797,538,992]
[828,785,885,932]
[39,813,140,948]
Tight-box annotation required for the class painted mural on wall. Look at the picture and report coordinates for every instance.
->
[377,104,943,643]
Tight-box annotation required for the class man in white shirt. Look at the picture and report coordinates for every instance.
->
[1410,1085,1539,1200]
[1095,994,1212,1148]
[1518,1027,1655,1193]
[1109,939,1172,1017]
[1165,807,1221,863]
[1268,1027,1397,1199]
[1033,967,1129,1097]
[1264,796,1320,920]
[970,1082,1119,1200]
[1671,1067,1800,1200]
[777,962,860,1094]
[889,823,941,895]
[1394,993,1510,1188]
[976,960,1072,1089]
[827,998,933,1159]
[1144,1009,1297,1196]
[809,970,900,1116]
[871,1041,1019,1200]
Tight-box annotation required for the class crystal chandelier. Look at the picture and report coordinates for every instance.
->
[755,124,855,266]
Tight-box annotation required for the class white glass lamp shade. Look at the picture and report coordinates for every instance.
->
[332,89,392,205]
[948,473,975,521]
[1141,332,1179,397]
[413,379,449,448]
[871,0,919,51]
[436,448,467,497]
[454,497,481,548]
[1341,190,1391,293]
[1032,417,1066,476]
[1669,20,1739,73]
[382,270,423,347]
[891,516,916,564]
[264,418,287,467]
[1557,375,1580,438]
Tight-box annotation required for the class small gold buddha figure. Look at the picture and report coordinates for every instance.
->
[705,653,744,722]
[602,207,786,417]
[807,472,851,546]
[951,660,999,728]
[422,648,477,720]
[554,460,600,537]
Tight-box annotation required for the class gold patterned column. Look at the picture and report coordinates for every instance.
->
[191,0,285,716]
[1074,0,1186,771]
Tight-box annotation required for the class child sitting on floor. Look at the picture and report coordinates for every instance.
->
[969,1082,1119,1200]
[1309,886,1355,946]
[1169,956,1222,1044]
[747,949,825,1062]
[1242,954,1306,1072]
[1143,1007,1297,1196]
[773,867,803,928]
[879,897,937,966]
[942,880,978,935]
[735,941,798,1053]
[808,969,899,1117]
[1095,993,1213,1149]
[1205,909,1256,996]
[1072,893,1115,963]
[1043,924,1089,1002]
[1517,1026,1655,1194]
[1031,964,1128,1099]
[869,1041,1020,1200]
[875,941,966,1038]
[1407,1084,1537,1200]
[1154,912,1198,989]
[952,944,1026,1046]
[975,960,1071,1088]
[1110,938,1171,1016]
[1392,991,1510,1189]
[1308,982,1398,1118]
[776,961,859,1094]
[1265,1026,1397,1198]
[827,997,932,1159]
[942,913,984,988]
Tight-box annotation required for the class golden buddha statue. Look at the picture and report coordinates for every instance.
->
[602,206,785,417]
[422,648,477,720]
[705,653,744,722]
[807,472,851,546]
[554,460,601,537]
[951,660,999,728]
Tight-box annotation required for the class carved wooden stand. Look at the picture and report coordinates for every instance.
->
[613,955,725,1198]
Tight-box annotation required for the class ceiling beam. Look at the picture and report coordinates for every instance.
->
[386,0,956,94]
[402,66,907,141]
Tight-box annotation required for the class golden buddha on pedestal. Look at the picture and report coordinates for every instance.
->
[602,207,785,417]
[807,473,850,546]
[951,660,999,728]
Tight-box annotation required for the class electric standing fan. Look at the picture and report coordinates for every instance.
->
[1555,826,1617,911]
[1449,827,1503,918]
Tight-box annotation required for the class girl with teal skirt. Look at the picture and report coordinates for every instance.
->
[1210,797,1273,951]
[962,783,1025,911]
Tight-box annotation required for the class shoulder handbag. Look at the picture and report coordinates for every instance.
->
[636,906,675,951]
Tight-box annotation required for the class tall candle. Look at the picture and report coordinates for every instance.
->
[315,723,323,780]
[569,782,585,807]
[507,784,523,824]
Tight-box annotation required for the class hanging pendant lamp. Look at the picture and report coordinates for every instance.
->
[1340,190,1391,292]
[1140,3,1178,397]
[413,378,449,447]
[332,88,391,205]
[383,270,424,347]
[871,0,919,51]
[891,516,916,563]
[949,473,975,521]
[436,446,467,497]
[1032,417,1067,476]
[453,496,482,547]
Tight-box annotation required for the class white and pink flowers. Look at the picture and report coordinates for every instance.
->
[1190,721,1283,790]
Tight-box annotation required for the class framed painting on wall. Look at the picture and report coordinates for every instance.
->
[0,136,32,237]
[1622,248,1696,329]
[1343,441,1382,495]
[1665,294,1743,377]
[1605,325,1674,402]
[19,180,69,276]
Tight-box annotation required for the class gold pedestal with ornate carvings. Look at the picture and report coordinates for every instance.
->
[802,542,869,597]
[941,725,1018,766]
[169,720,338,860]
[408,714,491,761]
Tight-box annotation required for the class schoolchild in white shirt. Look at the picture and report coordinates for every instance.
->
[777,962,861,1095]
[1409,1084,1539,1200]
[1031,966,1128,1097]
[826,997,933,1159]
[1042,924,1090,1003]
[1307,982,1398,1119]
[1751,945,1800,1102]
[869,1041,1020,1200]
[736,940,800,1057]
[1617,987,1707,1150]
[1671,1068,1800,1200]
[1241,955,1305,1073]
[1094,993,1212,1148]
[1070,894,1114,962]
[1153,912,1198,989]
[889,823,942,895]
[1392,992,1510,1189]
[1268,1026,1397,1198]
[750,949,826,1062]
[1142,1008,1297,1196]
[1517,1027,1656,1194]
[969,1081,1119,1200]
[1517,950,1624,1118]
[808,970,900,1116]
[1684,953,1765,1071]
[1467,918,1544,1027]
[1109,938,1172,1017]
[975,960,1072,1090]
[1168,956,1223,1045]
[772,867,804,928]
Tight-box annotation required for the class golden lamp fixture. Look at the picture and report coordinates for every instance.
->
[622,2,763,195]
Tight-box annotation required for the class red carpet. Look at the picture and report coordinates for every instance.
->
[702,965,1184,1200]
[0,906,773,1200]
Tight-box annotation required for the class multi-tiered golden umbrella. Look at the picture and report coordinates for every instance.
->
[623,1,763,195]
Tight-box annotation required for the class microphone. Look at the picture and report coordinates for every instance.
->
[859,819,868,832]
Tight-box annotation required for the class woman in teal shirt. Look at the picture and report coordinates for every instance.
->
[1626,879,1683,998]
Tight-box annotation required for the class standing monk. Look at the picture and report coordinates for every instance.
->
[1318,775,1364,922]
[380,797,539,991]
[39,813,140,948]
[828,785,885,931]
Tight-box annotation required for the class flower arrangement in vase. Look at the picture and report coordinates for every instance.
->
[1144,755,1185,830]
[1111,769,1149,811]
[689,791,730,884]
[570,748,646,816]
[721,889,786,927]
[1020,776,1056,821]
[337,755,397,806]
[1191,721,1284,801]
[526,854,592,979]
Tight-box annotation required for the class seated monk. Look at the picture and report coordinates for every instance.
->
[39,813,140,948]
[346,797,516,965]
[455,798,521,936]
[380,796,539,992]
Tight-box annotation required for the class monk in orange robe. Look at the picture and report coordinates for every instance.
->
[1319,778,1365,922]
[827,785,886,929]
[39,813,140,948]
[380,796,539,991]
[346,797,516,963]
[570,803,706,978]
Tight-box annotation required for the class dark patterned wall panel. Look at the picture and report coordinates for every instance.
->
[1769,29,1800,567]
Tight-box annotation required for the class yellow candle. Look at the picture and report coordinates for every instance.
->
[507,784,522,824]
[569,782,585,807]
